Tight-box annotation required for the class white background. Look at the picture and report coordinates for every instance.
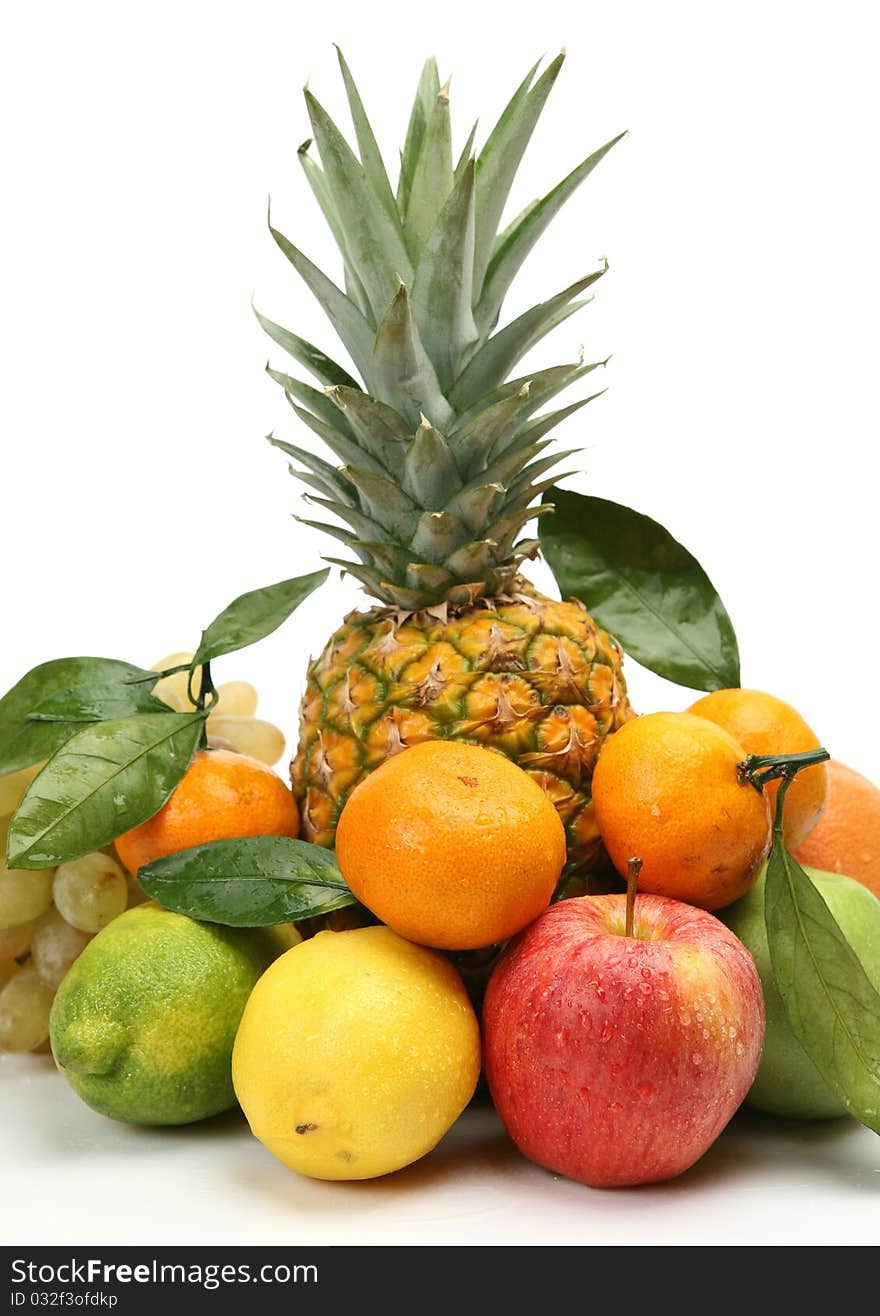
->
[2,0,879,1247]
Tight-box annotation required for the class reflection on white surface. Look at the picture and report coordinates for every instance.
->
[2,1054,878,1246]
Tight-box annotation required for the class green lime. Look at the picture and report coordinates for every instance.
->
[49,903,284,1125]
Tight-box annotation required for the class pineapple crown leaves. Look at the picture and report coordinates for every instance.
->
[259,49,625,609]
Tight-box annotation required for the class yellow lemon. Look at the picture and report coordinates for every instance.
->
[232,926,481,1180]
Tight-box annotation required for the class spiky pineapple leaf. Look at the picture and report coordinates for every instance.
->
[515,393,602,446]
[297,141,372,321]
[252,305,360,390]
[450,267,605,407]
[269,222,375,384]
[286,399,388,477]
[404,79,454,260]
[541,489,742,691]
[398,57,442,218]
[476,131,626,335]
[267,433,357,505]
[454,121,479,182]
[447,385,531,476]
[334,47,400,227]
[265,366,354,437]
[343,466,420,541]
[473,53,565,293]
[305,89,413,322]
[402,418,460,511]
[372,283,454,429]
[412,510,470,561]
[411,158,479,390]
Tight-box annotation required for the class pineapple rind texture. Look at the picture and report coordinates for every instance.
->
[292,582,633,872]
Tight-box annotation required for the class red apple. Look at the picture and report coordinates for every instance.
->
[482,892,764,1188]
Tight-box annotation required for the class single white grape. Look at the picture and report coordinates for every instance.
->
[0,763,42,816]
[206,716,285,766]
[213,681,259,717]
[31,906,92,989]
[0,919,35,965]
[0,966,55,1053]
[0,866,54,930]
[151,650,201,711]
[53,852,127,933]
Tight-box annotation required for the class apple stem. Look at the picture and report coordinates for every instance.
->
[625,858,642,939]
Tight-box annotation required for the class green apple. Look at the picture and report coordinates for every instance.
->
[721,863,880,1119]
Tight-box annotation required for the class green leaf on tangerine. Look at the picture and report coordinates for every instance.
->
[541,489,741,691]
[0,658,162,777]
[193,569,329,667]
[6,712,205,869]
[139,835,356,926]
[765,836,880,1135]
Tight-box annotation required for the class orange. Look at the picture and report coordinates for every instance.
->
[334,741,566,951]
[688,688,828,848]
[792,760,880,901]
[591,711,771,910]
[115,748,299,876]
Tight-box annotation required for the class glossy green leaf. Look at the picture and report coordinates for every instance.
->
[0,658,160,776]
[194,569,329,667]
[139,835,356,926]
[27,684,170,722]
[6,713,205,868]
[541,490,741,690]
[765,829,880,1134]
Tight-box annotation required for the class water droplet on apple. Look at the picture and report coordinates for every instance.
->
[639,982,652,995]
[735,1041,745,1057]
[679,1012,691,1026]
[640,967,653,980]
[600,1022,615,1043]
[728,1025,738,1040]
[702,1028,710,1039]
[578,1010,592,1032]
[691,1052,703,1066]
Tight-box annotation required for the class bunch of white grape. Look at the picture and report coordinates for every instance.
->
[151,652,286,767]
[0,656,288,1055]
[0,785,133,1053]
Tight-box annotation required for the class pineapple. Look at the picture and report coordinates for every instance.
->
[261,51,632,876]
